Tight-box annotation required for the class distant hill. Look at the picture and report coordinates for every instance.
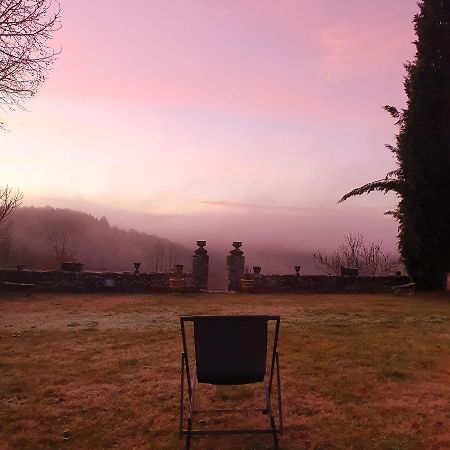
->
[0,206,192,272]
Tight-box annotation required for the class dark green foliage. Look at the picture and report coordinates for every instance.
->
[340,0,450,290]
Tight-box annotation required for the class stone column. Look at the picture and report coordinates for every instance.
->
[192,240,209,290]
[226,241,245,291]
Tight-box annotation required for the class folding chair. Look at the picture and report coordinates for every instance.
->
[179,315,282,449]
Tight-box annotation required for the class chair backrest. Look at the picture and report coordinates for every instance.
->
[181,315,280,385]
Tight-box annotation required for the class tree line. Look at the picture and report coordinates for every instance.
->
[0,205,191,272]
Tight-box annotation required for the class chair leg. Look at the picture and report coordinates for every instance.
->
[185,418,192,450]
[189,367,197,418]
[264,383,279,449]
[271,416,279,449]
[276,352,283,435]
[180,353,185,436]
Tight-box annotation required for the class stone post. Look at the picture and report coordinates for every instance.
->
[192,240,209,290]
[226,241,245,291]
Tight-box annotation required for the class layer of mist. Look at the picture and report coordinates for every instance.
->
[17,199,400,289]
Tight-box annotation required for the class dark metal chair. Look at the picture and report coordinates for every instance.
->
[179,315,282,449]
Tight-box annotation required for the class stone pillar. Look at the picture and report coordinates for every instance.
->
[226,241,245,291]
[192,240,209,290]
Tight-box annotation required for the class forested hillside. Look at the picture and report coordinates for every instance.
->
[0,206,191,272]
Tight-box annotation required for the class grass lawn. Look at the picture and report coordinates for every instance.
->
[0,292,449,449]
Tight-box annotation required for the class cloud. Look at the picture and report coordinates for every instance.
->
[315,18,415,82]
[200,199,335,215]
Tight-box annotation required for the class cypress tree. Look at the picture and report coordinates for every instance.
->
[340,0,450,290]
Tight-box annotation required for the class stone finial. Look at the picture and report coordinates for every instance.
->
[295,266,301,276]
[253,266,261,275]
[195,240,208,255]
[230,241,243,256]
[134,262,141,274]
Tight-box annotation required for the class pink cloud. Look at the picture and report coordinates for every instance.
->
[200,200,319,213]
[42,0,417,126]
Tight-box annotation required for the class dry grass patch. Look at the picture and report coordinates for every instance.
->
[0,292,449,449]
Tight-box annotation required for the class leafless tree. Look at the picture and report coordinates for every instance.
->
[46,221,76,265]
[313,233,402,276]
[312,249,342,276]
[0,0,61,127]
[0,220,12,263]
[145,240,178,272]
[146,239,163,273]
[313,234,362,275]
[165,242,177,272]
[0,185,22,225]
[0,185,22,264]
[380,250,402,276]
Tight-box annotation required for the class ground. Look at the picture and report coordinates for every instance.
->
[0,292,449,450]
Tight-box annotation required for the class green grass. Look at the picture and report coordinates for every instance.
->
[0,292,449,449]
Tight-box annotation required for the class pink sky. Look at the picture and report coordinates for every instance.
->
[0,0,418,250]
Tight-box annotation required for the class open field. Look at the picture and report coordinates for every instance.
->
[0,292,449,450]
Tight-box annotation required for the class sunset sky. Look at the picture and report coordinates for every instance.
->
[0,0,418,251]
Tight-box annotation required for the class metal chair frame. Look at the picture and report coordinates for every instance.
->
[179,315,283,449]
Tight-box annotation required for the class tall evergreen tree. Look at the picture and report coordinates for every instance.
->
[340,0,450,290]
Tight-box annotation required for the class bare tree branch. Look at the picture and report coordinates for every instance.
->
[0,0,61,128]
[0,184,23,224]
[46,220,76,266]
[314,233,402,276]
[145,239,178,273]
[0,220,13,263]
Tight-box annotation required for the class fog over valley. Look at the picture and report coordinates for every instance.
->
[13,198,400,288]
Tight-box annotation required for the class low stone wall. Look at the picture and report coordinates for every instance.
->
[0,269,410,293]
[0,269,196,293]
[251,274,410,293]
